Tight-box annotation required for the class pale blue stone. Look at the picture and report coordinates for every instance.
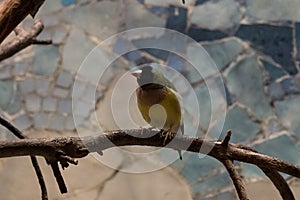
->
[14,62,28,76]
[0,126,13,141]
[187,44,219,83]
[192,172,231,194]
[0,81,13,110]
[13,114,32,131]
[274,95,300,137]
[191,0,242,30]
[96,89,104,100]
[73,115,85,126]
[209,192,234,200]
[19,78,35,94]
[190,78,226,132]
[73,101,93,118]
[242,163,264,179]
[52,26,68,44]
[180,89,201,131]
[218,105,260,143]
[43,97,57,112]
[62,29,95,72]
[182,154,221,182]
[25,95,41,112]
[254,135,300,164]
[53,88,69,98]
[41,15,59,27]
[82,84,97,103]
[97,65,115,86]
[203,38,243,71]
[225,55,273,120]
[34,113,50,129]
[267,82,285,101]
[21,17,34,30]
[113,38,142,62]
[56,71,73,88]
[150,6,168,16]
[191,84,211,130]
[61,1,120,39]
[48,114,65,131]
[0,65,11,80]
[264,117,284,135]
[36,28,52,41]
[246,0,300,21]
[61,0,77,6]
[167,54,186,72]
[35,79,50,96]
[40,0,62,14]
[132,34,187,60]
[65,116,75,130]
[72,80,86,98]
[32,46,59,76]
[58,100,72,114]
[125,3,165,31]
[6,91,22,115]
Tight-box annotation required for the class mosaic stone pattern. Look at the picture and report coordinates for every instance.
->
[1,0,300,199]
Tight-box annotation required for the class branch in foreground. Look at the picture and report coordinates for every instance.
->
[0,20,52,62]
[0,115,48,200]
[0,128,299,200]
[0,0,45,44]
[260,167,295,200]
[222,159,249,200]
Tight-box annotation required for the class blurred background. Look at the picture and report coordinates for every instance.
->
[0,0,300,199]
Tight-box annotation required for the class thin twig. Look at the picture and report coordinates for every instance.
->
[0,115,48,200]
[260,167,295,200]
[222,159,249,200]
[50,162,68,194]
[222,130,232,147]
[0,20,52,62]
[31,156,48,200]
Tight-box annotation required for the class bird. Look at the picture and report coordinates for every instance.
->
[131,65,184,160]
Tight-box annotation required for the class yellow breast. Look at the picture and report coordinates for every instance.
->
[137,88,182,133]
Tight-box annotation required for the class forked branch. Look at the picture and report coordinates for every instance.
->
[0,128,299,199]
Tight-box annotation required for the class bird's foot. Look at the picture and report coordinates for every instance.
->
[159,129,183,160]
[160,129,175,145]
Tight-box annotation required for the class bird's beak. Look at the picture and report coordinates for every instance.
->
[131,69,142,79]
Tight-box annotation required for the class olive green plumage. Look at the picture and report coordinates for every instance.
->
[132,65,183,160]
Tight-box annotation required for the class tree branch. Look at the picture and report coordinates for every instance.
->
[222,159,249,200]
[0,128,299,200]
[0,20,52,62]
[0,115,48,200]
[0,0,45,44]
[0,129,299,178]
[260,167,295,200]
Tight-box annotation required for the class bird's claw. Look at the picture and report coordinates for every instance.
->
[160,129,175,145]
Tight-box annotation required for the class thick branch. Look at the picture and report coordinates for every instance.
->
[0,20,52,62]
[222,159,249,200]
[0,128,299,180]
[260,167,295,200]
[0,128,299,200]
[0,0,45,44]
